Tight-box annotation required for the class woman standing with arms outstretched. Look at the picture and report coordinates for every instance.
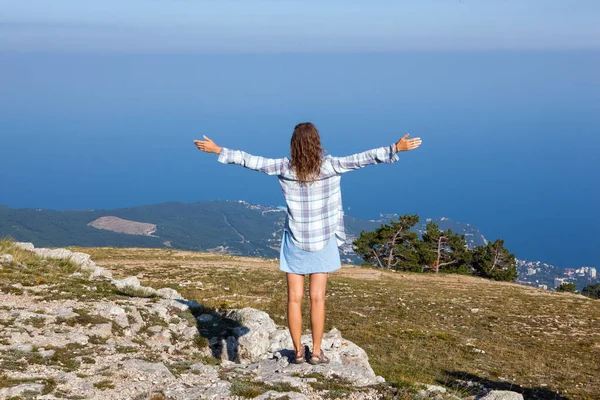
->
[195,122,422,364]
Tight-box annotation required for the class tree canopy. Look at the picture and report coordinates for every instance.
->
[353,215,517,282]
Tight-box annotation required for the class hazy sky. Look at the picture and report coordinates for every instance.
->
[1,0,599,52]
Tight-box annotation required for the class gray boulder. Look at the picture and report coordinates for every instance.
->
[226,307,278,363]
[222,307,383,387]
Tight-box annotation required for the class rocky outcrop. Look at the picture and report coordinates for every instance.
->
[218,307,383,387]
[14,241,113,280]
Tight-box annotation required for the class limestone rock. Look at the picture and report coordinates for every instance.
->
[120,359,174,379]
[0,254,14,265]
[112,276,141,289]
[90,323,113,339]
[96,303,129,328]
[14,242,35,251]
[254,390,309,400]
[423,384,447,393]
[0,383,45,398]
[226,307,278,363]
[127,306,145,335]
[157,287,184,299]
[479,390,524,400]
[53,306,78,318]
[89,265,113,280]
[33,247,73,259]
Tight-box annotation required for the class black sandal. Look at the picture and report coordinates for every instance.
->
[293,346,306,364]
[308,348,330,365]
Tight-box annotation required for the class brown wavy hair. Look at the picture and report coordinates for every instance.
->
[290,122,324,184]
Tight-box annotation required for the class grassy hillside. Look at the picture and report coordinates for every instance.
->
[76,246,600,399]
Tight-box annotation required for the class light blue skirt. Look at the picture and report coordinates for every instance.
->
[279,230,341,275]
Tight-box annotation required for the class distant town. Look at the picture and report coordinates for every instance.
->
[516,260,598,291]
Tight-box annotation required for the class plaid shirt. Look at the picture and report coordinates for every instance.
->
[217,144,400,252]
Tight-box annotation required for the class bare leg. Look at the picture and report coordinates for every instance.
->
[286,273,305,354]
[309,273,328,357]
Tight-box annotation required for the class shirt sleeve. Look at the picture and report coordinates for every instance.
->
[329,144,399,174]
[217,147,289,176]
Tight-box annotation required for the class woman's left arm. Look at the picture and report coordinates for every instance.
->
[194,136,288,176]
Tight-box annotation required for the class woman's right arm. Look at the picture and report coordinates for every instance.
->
[194,136,288,176]
[329,134,422,174]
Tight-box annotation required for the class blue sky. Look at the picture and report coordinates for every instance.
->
[0,3,598,268]
[1,0,599,52]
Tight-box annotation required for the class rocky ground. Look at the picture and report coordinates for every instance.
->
[0,242,525,399]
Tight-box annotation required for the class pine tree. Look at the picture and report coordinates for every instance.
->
[420,222,472,274]
[581,283,600,299]
[556,282,577,293]
[353,214,421,271]
[471,239,518,282]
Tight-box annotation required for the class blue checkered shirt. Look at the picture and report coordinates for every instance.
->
[217,144,400,252]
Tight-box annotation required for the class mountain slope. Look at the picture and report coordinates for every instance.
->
[0,200,486,263]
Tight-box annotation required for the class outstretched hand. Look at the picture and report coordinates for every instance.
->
[395,134,422,152]
[194,136,222,154]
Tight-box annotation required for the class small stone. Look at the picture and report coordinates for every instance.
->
[470,308,480,313]
[0,254,14,264]
[424,384,447,393]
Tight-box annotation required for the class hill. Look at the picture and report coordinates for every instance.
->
[0,200,488,264]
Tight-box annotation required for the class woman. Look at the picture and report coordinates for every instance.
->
[194,122,422,365]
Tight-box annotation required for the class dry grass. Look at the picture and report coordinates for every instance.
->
[0,239,80,288]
